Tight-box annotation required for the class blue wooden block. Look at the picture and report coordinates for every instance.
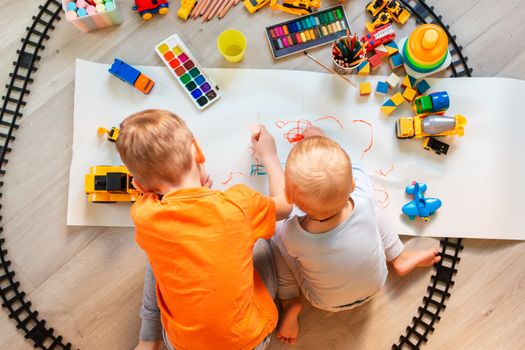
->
[376,81,389,95]
[416,79,431,94]
[389,53,405,69]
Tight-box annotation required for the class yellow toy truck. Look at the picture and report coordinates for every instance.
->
[85,166,141,203]
[270,0,321,16]
[396,114,467,139]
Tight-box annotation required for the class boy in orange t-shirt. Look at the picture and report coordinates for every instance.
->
[115,110,291,350]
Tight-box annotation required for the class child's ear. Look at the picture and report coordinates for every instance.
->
[193,139,206,164]
[284,185,293,204]
[131,177,149,193]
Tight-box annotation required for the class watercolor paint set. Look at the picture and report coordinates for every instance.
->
[265,5,351,59]
[155,34,220,110]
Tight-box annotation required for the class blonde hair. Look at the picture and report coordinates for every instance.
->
[285,136,353,218]
[115,109,194,191]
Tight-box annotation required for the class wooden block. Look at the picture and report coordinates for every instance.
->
[376,81,389,95]
[401,75,416,89]
[357,60,370,75]
[368,54,383,70]
[374,44,389,57]
[386,72,400,88]
[391,92,405,106]
[380,105,396,116]
[385,41,399,56]
[359,82,372,96]
[389,53,405,69]
[416,79,431,94]
[402,87,417,102]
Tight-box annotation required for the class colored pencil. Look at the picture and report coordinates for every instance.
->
[219,0,235,18]
[216,0,230,17]
[207,0,225,21]
[192,0,206,17]
[199,0,212,16]
[234,0,241,5]
[304,52,356,87]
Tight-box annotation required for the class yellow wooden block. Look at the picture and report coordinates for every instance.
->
[403,87,417,102]
[391,92,405,106]
[401,75,412,88]
[357,61,370,75]
[359,82,372,96]
[381,106,396,116]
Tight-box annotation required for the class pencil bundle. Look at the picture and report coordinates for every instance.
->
[332,29,367,68]
[190,0,241,21]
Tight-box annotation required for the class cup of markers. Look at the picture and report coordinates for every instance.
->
[65,0,117,20]
[331,32,367,74]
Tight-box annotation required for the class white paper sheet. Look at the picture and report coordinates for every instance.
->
[68,59,525,240]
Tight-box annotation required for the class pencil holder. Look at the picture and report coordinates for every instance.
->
[331,43,362,74]
[62,0,122,32]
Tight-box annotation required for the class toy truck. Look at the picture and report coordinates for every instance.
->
[361,24,396,51]
[244,0,270,13]
[365,0,410,31]
[385,0,410,24]
[108,58,155,95]
[396,114,467,139]
[133,0,169,20]
[98,126,120,142]
[85,166,141,203]
[269,0,321,16]
[366,0,388,17]
[413,91,450,114]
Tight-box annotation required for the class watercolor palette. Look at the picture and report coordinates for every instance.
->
[156,34,220,110]
[265,5,351,59]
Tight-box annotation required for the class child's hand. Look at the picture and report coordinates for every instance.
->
[303,126,325,138]
[251,125,277,162]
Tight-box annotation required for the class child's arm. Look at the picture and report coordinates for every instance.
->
[252,125,292,220]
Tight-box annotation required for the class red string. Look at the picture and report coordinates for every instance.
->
[373,184,390,208]
[352,119,374,159]
[375,164,394,177]
[222,171,250,185]
[276,116,344,144]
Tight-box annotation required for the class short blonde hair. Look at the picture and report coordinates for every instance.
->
[285,136,353,218]
[115,109,194,191]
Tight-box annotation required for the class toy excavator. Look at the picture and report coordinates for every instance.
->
[270,0,321,16]
[366,0,410,31]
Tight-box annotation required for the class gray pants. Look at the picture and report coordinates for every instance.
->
[139,238,277,349]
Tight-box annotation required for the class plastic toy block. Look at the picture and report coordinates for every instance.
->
[384,41,399,56]
[359,82,372,96]
[368,54,383,70]
[357,60,370,75]
[374,44,389,57]
[402,87,417,102]
[376,81,389,95]
[389,53,405,69]
[390,92,405,106]
[380,105,396,115]
[401,75,417,89]
[416,79,431,94]
[386,72,400,88]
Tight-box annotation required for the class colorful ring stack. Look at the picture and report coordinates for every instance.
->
[403,24,448,73]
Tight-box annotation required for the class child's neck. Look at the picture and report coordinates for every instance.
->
[157,167,203,195]
[301,199,354,234]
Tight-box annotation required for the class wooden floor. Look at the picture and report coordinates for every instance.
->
[1,0,525,349]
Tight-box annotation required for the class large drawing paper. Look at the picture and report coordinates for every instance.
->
[68,59,525,240]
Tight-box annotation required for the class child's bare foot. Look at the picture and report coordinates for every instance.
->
[391,249,441,276]
[133,340,164,350]
[277,298,303,345]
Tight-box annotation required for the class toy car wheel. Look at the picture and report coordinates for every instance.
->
[409,215,415,221]
[159,7,169,15]
[142,12,153,20]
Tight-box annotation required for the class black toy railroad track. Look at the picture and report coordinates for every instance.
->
[0,0,73,349]
[0,0,468,349]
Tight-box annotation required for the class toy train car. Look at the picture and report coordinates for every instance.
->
[85,166,141,203]
[133,0,170,20]
[108,58,154,94]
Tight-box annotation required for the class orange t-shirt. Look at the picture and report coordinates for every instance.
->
[132,184,278,350]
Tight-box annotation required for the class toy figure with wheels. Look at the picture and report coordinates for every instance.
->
[402,181,442,221]
[133,0,169,20]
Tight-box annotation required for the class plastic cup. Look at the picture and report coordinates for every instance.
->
[217,29,246,63]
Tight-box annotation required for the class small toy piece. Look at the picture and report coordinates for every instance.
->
[359,82,372,96]
[415,79,431,94]
[178,0,197,19]
[402,87,417,102]
[386,72,400,88]
[356,60,371,75]
[108,58,155,95]
[402,181,442,221]
[396,114,467,139]
[414,91,450,114]
[381,92,404,115]
[368,54,383,70]
[366,12,392,33]
[361,24,395,51]
[85,166,141,203]
[133,0,169,20]
[269,0,321,16]
[98,126,120,142]
[384,40,399,56]
[389,53,404,69]
[401,74,416,89]
[423,137,449,155]
[375,81,389,95]
[244,0,270,13]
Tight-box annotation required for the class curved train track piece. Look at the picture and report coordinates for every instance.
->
[0,0,469,349]
[0,0,73,349]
